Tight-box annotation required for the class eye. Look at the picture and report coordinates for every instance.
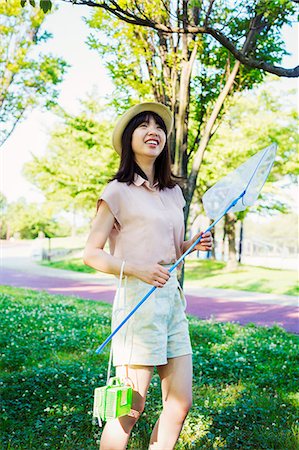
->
[139,122,148,128]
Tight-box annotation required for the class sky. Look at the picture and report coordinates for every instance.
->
[1,2,298,204]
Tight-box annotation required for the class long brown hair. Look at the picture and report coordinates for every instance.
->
[112,111,177,189]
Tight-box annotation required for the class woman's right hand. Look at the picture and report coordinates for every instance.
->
[131,263,170,288]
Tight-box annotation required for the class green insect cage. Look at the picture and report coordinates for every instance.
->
[93,377,133,422]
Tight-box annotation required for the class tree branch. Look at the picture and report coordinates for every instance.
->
[0,108,26,147]
[204,0,216,27]
[206,26,299,77]
[61,0,299,77]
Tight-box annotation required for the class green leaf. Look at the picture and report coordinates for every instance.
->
[29,0,36,6]
[40,0,52,13]
[20,0,27,7]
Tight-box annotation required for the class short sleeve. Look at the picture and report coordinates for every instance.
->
[97,180,122,225]
[174,184,186,209]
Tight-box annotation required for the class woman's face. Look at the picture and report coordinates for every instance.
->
[131,115,166,162]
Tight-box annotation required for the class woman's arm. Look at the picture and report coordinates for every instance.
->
[83,200,125,276]
[181,231,213,255]
[83,200,170,287]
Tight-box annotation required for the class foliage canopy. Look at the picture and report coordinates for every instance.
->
[0,0,68,146]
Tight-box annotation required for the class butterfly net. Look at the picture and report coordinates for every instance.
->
[202,143,277,219]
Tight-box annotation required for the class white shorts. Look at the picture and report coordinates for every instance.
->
[111,268,192,366]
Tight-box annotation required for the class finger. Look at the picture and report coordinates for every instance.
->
[195,242,212,250]
[197,232,209,243]
[199,239,212,245]
[160,265,170,273]
[202,234,213,242]
[161,272,170,281]
[156,266,170,279]
[156,276,169,285]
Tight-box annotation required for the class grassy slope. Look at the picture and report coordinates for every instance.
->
[1,285,298,449]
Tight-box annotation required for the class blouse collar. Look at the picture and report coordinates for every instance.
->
[133,173,159,191]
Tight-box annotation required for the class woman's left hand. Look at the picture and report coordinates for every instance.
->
[190,231,213,252]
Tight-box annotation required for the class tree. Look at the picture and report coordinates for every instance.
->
[3,197,71,239]
[20,1,299,205]
[194,81,298,266]
[20,1,298,211]
[22,0,298,279]
[83,1,297,278]
[0,0,68,146]
[24,98,119,220]
[85,1,296,189]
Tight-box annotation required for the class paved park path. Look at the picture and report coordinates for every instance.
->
[1,241,298,334]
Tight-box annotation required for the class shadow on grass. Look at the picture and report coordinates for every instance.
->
[286,285,299,296]
[179,389,299,450]
[219,280,272,293]
[185,260,226,281]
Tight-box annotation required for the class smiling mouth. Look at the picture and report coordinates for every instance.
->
[145,139,159,146]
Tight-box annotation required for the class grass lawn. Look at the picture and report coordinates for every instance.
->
[1,285,298,449]
[40,258,298,296]
[41,258,97,274]
[184,259,298,296]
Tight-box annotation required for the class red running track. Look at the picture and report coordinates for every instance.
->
[1,267,298,334]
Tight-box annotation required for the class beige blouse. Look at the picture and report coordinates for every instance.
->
[98,174,186,265]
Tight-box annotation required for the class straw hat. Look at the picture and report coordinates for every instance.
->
[112,102,173,154]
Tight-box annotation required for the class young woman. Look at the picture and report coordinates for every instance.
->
[83,102,212,450]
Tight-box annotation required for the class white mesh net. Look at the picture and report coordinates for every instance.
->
[202,143,277,219]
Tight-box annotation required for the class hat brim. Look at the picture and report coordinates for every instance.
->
[112,102,173,155]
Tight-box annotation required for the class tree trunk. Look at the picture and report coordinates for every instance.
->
[184,15,265,262]
[179,59,240,283]
[209,222,216,259]
[177,262,185,288]
[186,58,241,207]
[238,219,244,263]
[224,213,238,270]
[174,40,198,177]
[222,222,226,260]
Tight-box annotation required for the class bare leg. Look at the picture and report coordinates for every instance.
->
[149,354,193,450]
[100,365,154,450]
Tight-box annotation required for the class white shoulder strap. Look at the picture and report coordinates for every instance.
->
[106,260,125,383]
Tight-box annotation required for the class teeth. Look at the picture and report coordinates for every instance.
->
[146,140,158,145]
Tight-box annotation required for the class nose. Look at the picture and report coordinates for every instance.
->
[147,131,158,137]
[147,125,159,135]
